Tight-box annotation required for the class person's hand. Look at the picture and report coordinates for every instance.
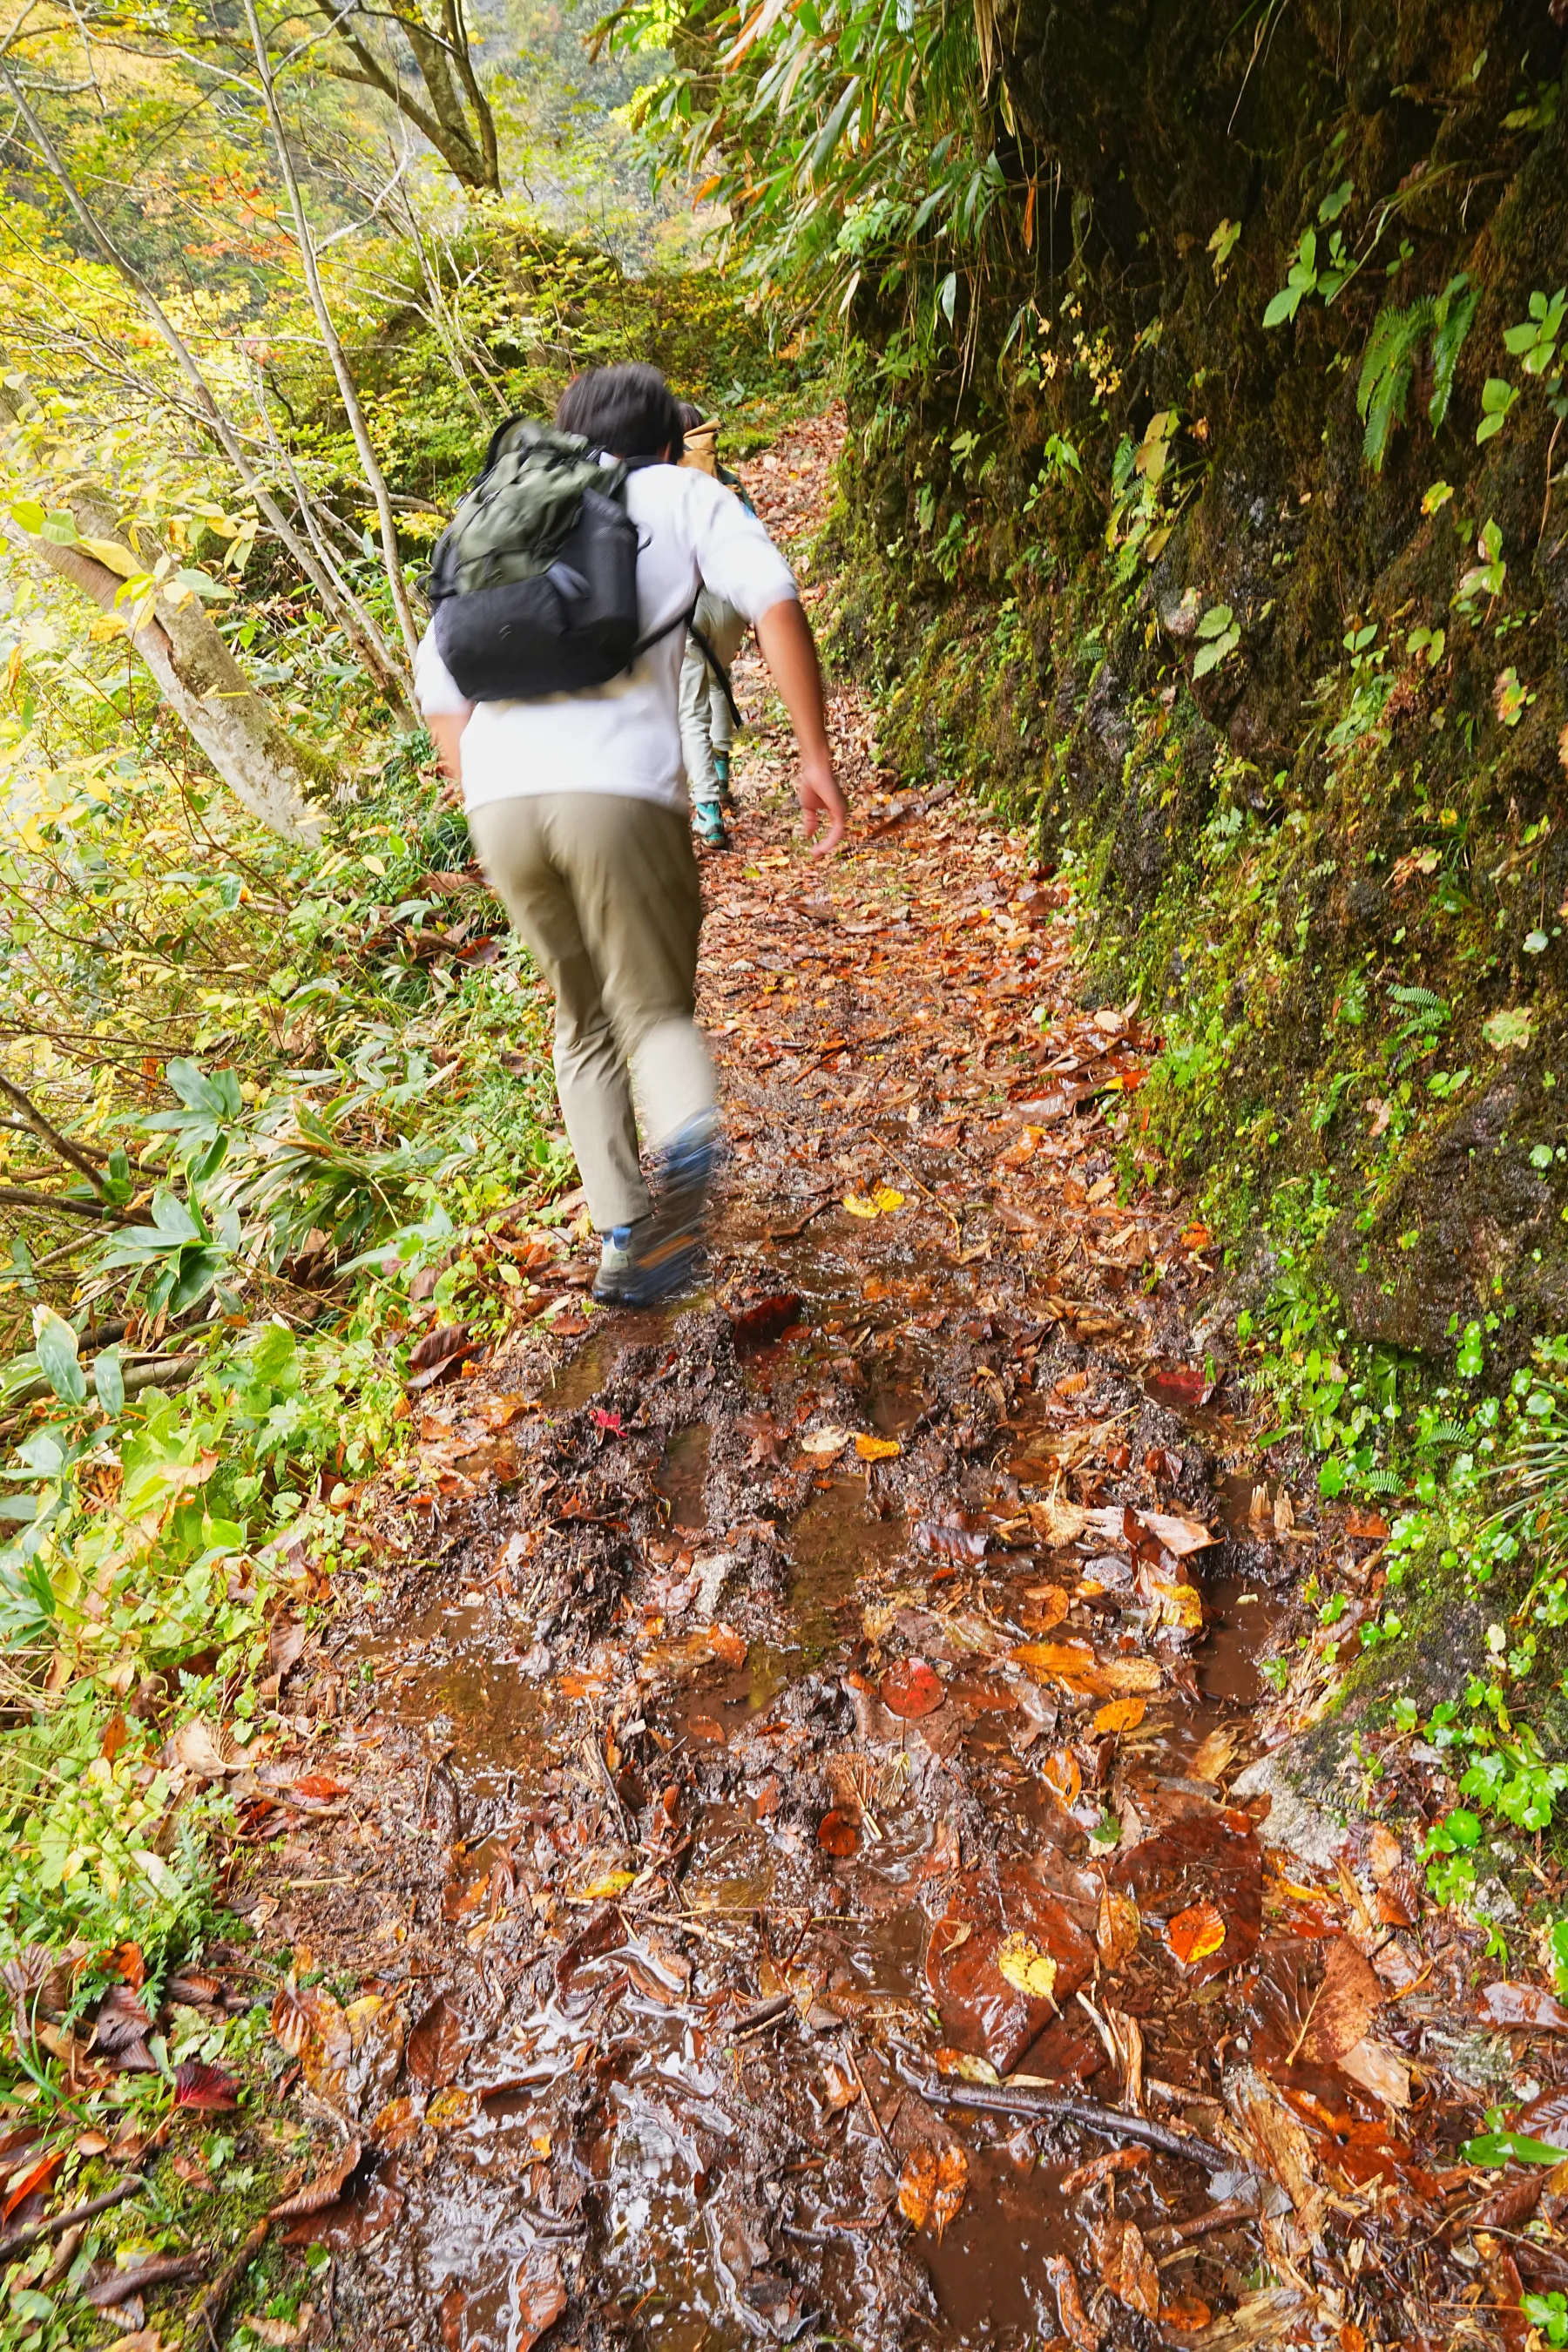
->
[797,756,848,857]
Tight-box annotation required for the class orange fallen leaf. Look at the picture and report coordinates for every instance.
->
[1161,2296,1212,2333]
[1093,1697,1146,1734]
[818,1808,861,1857]
[855,1433,902,1460]
[1042,1748,1082,1808]
[897,2141,968,2240]
[1167,1903,1227,1966]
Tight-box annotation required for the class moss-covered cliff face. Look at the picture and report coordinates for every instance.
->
[833,0,1568,1389]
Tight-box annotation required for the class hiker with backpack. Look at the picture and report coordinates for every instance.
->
[416,362,846,1308]
[677,400,749,849]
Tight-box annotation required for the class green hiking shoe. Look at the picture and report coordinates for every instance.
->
[693,799,730,848]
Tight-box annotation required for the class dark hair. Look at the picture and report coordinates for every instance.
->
[556,363,683,461]
[675,398,705,435]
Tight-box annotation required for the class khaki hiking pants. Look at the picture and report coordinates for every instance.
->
[679,589,747,804]
[467,793,714,1232]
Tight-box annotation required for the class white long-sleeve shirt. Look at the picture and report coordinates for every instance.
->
[414,459,797,816]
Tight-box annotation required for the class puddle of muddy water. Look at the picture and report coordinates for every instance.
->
[659,1425,711,1531]
[785,1474,910,1662]
[350,1587,555,1809]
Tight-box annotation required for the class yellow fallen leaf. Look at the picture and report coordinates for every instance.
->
[843,1185,905,1217]
[997,1932,1059,2004]
[855,1433,901,1460]
[1149,1577,1204,1632]
[424,2085,477,2130]
[932,2048,1001,2084]
[1094,1697,1146,1734]
[570,1866,635,1900]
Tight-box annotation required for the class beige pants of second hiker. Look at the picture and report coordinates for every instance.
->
[467,792,714,1231]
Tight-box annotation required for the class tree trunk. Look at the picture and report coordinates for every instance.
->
[4,516,328,845]
[331,0,500,193]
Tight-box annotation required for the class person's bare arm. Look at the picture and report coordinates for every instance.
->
[754,597,847,857]
[428,710,471,799]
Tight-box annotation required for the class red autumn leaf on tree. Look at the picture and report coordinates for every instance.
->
[880,1658,946,1719]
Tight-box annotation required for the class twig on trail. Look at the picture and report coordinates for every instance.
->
[727,1993,795,2040]
[768,1189,838,1241]
[1146,2194,1257,2254]
[840,2033,895,2161]
[0,2174,145,2258]
[890,2052,1235,2172]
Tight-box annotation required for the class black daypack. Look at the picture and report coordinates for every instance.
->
[426,417,706,704]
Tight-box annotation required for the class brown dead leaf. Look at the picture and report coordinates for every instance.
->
[1020,1584,1070,1633]
[1365,1824,1403,1884]
[270,2138,363,2220]
[1301,1935,1384,2065]
[1337,2033,1409,2109]
[1188,1725,1239,1783]
[1044,2253,1099,2351]
[171,1719,237,1780]
[513,2256,567,2352]
[1096,1889,1140,1970]
[1059,2146,1147,2194]
[406,1992,463,2089]
[1093,2217,1159,2321]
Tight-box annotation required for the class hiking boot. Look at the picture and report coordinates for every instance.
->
[693,799,729,848]
[591,1220,647,1305]
[591,1117,717,1307]
[713,751,736,811]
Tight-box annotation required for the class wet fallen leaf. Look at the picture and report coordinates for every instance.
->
[172,2060,238,2111]
[425,2085,477,2129]
[1092,1697,1146,1734]
[800,1426,849,1457]
[1137,1509,1217,1557]
[1041,1749,1082,1808]
[512,2255,567,2352]
[1044,2253,1099,2351]
[931,2048,1001,2084]
[1166,1903,1227,1966]
[821,2058,859,2109]
[1027,1494,1088,1545]
[687,1714,727,1745]
[730,1294,803,1351]
[291,1772,348,1807]
[709,1623,748,1666]
[1022,1584,1070,1632]
[406,1993,463,2089]
[1161,2296,1212,2333]
[1477,1981,1568,2032]
[571,1864,636,1899]
[997,1933,1058,2004]
[915,1519,988,1561]
[1096,2217,1159,2321]
[1058,2146,1148,2194]
[1337,2034,1410,2109]
[880,1657,946,1719]
[369,2096,423,2149]
[269,2136,364,2220]
[1303,1936,1383,2066]
[1096,1889,1140,1970]
[897,2141,968,2239]
[1148,1576,1204,1633]
[1189,1725,1239,1781]
[473,1391,537,1430]
[818,1808,861,1857]
[843,1185,904,1217]
[855,1433,902,1460]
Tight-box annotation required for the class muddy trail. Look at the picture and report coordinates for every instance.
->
[240,418,1567,2352]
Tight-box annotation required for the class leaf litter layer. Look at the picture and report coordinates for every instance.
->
[229,417,1568,2352]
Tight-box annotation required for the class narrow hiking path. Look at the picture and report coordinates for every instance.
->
[233,418,1564,2352]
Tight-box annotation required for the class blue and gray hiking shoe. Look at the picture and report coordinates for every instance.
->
[693,799,729,848]
[713,751,735,811]
[590,1117,717,1307]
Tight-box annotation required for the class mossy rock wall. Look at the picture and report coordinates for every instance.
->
[833,0,1568,1374]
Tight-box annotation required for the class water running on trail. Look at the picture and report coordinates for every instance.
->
[243,417,1564,2352]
